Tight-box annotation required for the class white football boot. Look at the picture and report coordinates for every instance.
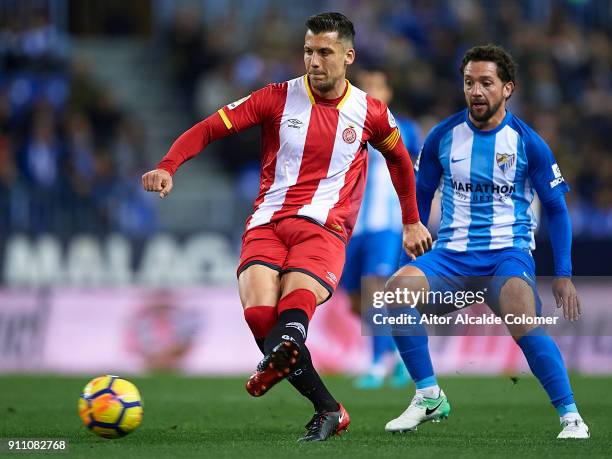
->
[557,417,590,439]
[385,390,450,433]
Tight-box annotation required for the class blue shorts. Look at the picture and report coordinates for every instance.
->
[398,247,541,315]
[342,230,402,293]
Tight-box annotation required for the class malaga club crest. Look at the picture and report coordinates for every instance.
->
[496,152,515,173]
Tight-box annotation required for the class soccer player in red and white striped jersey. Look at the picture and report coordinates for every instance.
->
[143,12,432,441]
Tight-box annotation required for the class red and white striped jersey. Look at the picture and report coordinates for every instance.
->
[218,75,401,240]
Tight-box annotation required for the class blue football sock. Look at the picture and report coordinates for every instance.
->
[388,305,437,387]
[372,335,395,364]
[517,327,576,414]
[558,403,578,417]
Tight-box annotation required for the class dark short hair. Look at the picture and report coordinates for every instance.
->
[305,12,355,45]
[460,44,517,84]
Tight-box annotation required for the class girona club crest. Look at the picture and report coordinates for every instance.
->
[342,125,356,144]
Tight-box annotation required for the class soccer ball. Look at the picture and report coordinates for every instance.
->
[78,375,143,438]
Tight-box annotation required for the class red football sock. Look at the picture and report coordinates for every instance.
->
[277,289,317,321]
[243,306,277,339]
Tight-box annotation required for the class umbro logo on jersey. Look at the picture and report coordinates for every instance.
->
[287,118,303,129]
[451,156,469,163]
[326,271,338,285]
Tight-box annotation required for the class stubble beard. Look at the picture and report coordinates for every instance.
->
[469,99,503,124]
[310,75,337,94]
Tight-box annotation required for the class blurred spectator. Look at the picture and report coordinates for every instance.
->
[0,7,67,73]
[165,5,219,110]
[19,103,62,190]
[0,2,157,237]
[88,88,123,148]
[67,56,102,114]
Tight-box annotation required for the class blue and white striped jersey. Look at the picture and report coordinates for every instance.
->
[416,109,569,251]
[353,116,422,236]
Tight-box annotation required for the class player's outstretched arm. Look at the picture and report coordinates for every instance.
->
[157,111,232,175]
[141,109,234,198]
[143,86,273,198]
[543,195,581,321]
[142,168,173,199]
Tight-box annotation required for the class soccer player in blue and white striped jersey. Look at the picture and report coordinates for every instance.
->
[384,45,589,439]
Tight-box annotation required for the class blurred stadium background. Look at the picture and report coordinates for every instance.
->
[0,0,610,377]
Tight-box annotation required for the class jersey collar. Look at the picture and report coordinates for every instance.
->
[464,108,513,136]
[304,75,352,110]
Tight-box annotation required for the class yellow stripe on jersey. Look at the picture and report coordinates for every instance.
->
[303,75,316,106]
[217,108,233,130]
[336,80,352,110]
[304,76,351,110]
[372,128,400,152]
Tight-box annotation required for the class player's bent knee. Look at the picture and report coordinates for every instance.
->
[239,285,280,309]
[385,265,429,296]
[280,271,329,306]
[238,264,281,309]
[500,276,531,292]
[384,266,430,311]
[240,281,281,308]
[499,277,535,313]
[499,277,538,338]
[241,296,278,309]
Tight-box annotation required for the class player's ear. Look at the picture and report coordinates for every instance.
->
[503,81,514,100]
[345,46,355,66]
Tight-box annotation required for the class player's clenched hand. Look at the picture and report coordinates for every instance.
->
[142,169,173,198]
[402,222,432,261]
[552,277,581,322]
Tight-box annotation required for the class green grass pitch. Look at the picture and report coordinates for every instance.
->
[0,375,609,458]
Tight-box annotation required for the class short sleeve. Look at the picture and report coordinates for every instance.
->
[525,133,570,204]
[217,84,278,133]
